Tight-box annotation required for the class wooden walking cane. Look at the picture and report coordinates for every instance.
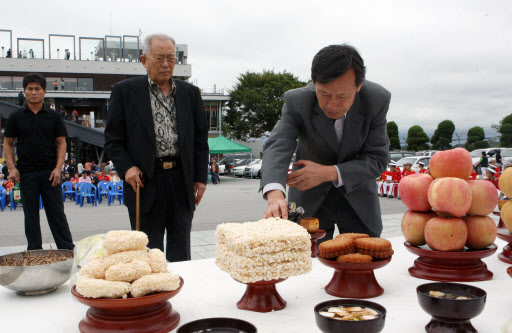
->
[136,183,140,231]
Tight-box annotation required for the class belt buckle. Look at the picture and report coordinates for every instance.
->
[163,161,174,169]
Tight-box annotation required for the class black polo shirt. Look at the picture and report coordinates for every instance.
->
[4,105,67,173]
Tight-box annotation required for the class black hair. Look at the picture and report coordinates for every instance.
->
[311,44,366,86]
[23,73,47,90]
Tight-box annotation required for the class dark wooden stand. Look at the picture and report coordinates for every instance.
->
[72,277,183,333]
[425,317,477,333]
[236,278,287,312]
[317,257,391,299]
[310,230,326,258]
[405,242,497,282]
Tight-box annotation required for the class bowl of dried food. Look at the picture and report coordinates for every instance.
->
[416,282,486,333]
[0,249,74,295]
[314,299,387,333]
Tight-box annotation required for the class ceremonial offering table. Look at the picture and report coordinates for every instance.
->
[1,237,510,333]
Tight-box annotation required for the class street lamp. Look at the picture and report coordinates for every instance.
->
[91,51,93,61]
[57,48,60,60]
[1,46,4,57]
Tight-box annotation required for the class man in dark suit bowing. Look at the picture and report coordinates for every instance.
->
[260,44,391,241]
[104,33,209,262]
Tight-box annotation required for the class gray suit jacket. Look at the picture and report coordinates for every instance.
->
[260,81,390,235]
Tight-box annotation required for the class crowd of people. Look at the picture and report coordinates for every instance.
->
[60,159,120,188]
[1,158,121,207]
[376,157,505,200]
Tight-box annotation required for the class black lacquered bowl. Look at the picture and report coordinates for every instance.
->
[177,317,257,333]
[416,282,486,333]
[314,299,386,333]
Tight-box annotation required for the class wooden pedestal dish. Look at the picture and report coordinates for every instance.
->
[405,243,497,282]
[317,257,391,299]
[310,230,326,258]
[236,278,287,312]
[496,228,512,264]
[71,277,184,333]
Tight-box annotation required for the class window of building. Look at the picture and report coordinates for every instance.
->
[77,78,93,91]
[0,76,12,90]
[62,77,77,91]
[12,76,24,90]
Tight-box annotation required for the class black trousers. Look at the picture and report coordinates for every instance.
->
[315,187,379,244]
[211,171,220,184]
[128,168,193,262]
[20,170,74,250]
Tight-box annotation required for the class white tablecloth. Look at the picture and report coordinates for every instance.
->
[1,236,510,333]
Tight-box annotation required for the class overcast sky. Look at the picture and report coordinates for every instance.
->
[1,0,511,138]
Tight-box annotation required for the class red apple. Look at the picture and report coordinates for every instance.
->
[461,215,497,250]
[428,177,472,217]
[399,173,434,212]
[424,217,468,251]
[466,180,499,216]
[401,210,437,246]
[429,148,473,180]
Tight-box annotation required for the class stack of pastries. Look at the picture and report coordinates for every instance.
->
[318,233,394,263]
[76,230,180,298]
[215,217,312,283]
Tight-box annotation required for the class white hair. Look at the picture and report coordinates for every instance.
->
[142,33,176,55]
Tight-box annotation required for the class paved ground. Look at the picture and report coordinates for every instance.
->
[0,175,414,260]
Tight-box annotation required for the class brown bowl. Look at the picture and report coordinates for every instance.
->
[71,276,184,333]
[314,299,386,333]
[317,257,391,298]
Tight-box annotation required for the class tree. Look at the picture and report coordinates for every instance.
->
[387,121,400,150]
[430,120,455,150]
[223,70,306,139]
[499,114,512,147]
[406,125,430,151]
[464,126,489,151]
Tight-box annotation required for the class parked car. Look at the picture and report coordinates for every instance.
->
[218,154,254,175]
[233,159,261,177]
[498,148,512,167]
[244,159,263,178]
[470,148,502,166]
[389,151,415,162]
[219,159,241,175]
[395,156,431,173]
[415,150,439,157]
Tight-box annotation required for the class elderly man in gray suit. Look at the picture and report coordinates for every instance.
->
[260,44,391,241]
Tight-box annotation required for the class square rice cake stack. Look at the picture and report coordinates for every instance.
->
[215,217,312,283]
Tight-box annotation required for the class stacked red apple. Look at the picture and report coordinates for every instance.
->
[400,148,498,251]
[499,168,512,231]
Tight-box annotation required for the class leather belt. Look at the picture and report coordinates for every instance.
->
[155,156,180,170]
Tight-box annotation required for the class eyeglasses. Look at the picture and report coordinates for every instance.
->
[147,55,177,64]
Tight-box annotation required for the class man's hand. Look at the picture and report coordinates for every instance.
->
[49,168,61,187]
[8,168,20,183]
[125,166,144,192]
[194,182,206,205]
[264,190,289,220]
[286,160,338,191]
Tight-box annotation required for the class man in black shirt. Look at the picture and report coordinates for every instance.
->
[3,73,74,251]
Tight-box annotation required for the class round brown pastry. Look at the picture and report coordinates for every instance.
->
[336,253,373,263]
[354,237,392,252]
[335,233,370,241]
[318,238,355,259]
[300,217,320,234]
[356,248,395,258]
[354,237,393,259]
